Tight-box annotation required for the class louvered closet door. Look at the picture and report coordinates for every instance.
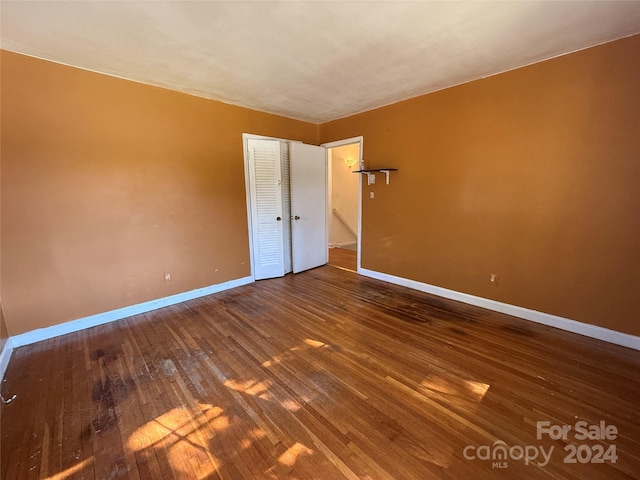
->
[248,139,286,280]
[280,141,293,274]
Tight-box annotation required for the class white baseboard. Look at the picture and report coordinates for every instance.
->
[0,338,14,383]
[11,275,254,348]
[330,241,357,248]
[360,268,640,351]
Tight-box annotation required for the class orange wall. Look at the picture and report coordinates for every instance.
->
[1,50,318,336]
[320,35,640,337]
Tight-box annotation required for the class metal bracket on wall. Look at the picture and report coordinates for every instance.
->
[353,168,398,185]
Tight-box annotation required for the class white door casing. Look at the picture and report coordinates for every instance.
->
[244,135,328,279]
[321,136,364,273]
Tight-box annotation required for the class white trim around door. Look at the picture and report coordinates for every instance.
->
[321,136,364,273]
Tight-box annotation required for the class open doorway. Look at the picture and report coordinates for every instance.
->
[325,140,361,272]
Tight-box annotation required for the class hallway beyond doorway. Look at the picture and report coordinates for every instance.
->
[328,247,356,272]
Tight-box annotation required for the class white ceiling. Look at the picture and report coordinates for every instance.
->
[2,1,639,123]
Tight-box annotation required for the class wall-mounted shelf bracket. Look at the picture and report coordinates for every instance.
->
[379,169,396,185]
[353,168,398,185]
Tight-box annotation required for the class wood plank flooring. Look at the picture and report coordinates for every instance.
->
[1,265,639,479]
[328,248,357,272]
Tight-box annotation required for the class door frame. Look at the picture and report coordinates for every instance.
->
[321,136,364,273]
[243,133,298,280]
[244,133,330,280]
[243,133,362,279]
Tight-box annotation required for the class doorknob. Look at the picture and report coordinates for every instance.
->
[276,216,281,221]
[294,215,300,220]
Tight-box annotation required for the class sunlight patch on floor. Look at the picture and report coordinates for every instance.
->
[464,379,491,401]
[262,338,329,369]
[43,457,94,480]
[127,403,226,478]
[282,398,302,412]
[397,375,492,470]
[224,378,273,400]
[128,403,227,450]
[278,442,314,467]
[419,375,490,401]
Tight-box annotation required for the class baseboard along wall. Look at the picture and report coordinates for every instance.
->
[2,268,638,385]
[10,275,254,349]
[0,338,14,385]
[359,268,640,351]
[0,275,253,383]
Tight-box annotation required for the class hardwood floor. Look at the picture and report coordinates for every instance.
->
[328,248,357,272]
[1,265,639,479]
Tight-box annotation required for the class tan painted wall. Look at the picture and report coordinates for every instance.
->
[320,35,640,337]
[1,50,318,336]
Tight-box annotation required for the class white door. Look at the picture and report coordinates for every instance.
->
[246,138,327,278]
[290,142,328,273]
[248,139,286,280]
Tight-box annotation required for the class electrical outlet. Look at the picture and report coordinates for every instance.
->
[163,272,172,282]
[490,274,499,286]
